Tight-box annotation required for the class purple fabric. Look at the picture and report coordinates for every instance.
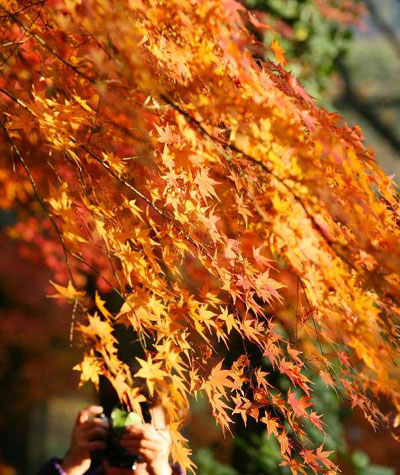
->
[171,463,183,475]
[38,457,183,474]
[37,457,102,474]
[37,458,67,475]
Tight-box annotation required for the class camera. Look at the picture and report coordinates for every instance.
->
[92,403,151,469]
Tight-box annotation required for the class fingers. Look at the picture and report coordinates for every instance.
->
[120,439,166,462]
[124,423,146,432]
[120,426,170,461]
[81,419,109,432]
[123,424,158,441]
[77,405,104,424]
[122,424,171,447]
[121,437,162,450]
[85,426,109,441]
[84,440,106,452]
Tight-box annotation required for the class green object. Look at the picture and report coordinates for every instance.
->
[110,407,142,438]
[352,451,370,469]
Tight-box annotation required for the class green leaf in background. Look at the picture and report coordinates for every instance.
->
[193,448,239,475]
[244,0,353,104]
[359,467,395,475]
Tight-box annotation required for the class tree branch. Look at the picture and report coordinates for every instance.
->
[0,2,94,83]
[161,94,359,271]
[0,119,76,286]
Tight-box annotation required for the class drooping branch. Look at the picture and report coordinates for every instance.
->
[0,2,94,83]
[0,120,76,285]
[160,94,381,282]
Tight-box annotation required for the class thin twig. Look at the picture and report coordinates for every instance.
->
[0,2,94,83]
[160,95,358,268]
[0,119,76,286]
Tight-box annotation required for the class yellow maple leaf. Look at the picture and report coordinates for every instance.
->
[48,280,85,300]
[134,355,168,396]
[271,40,287,66]
[74,351,102,388]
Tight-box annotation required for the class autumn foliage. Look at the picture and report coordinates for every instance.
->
[1,0,400,473]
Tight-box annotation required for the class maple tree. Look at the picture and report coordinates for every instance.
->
[1,0,400,473]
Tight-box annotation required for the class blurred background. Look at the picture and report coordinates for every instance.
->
[1,0,399,473]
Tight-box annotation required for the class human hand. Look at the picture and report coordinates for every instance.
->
[120,424,172,475]
[61,405,109,475]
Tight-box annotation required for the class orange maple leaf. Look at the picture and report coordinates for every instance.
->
[271,40,287,66]
[194,168,221,203]
[260,411,280,437]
